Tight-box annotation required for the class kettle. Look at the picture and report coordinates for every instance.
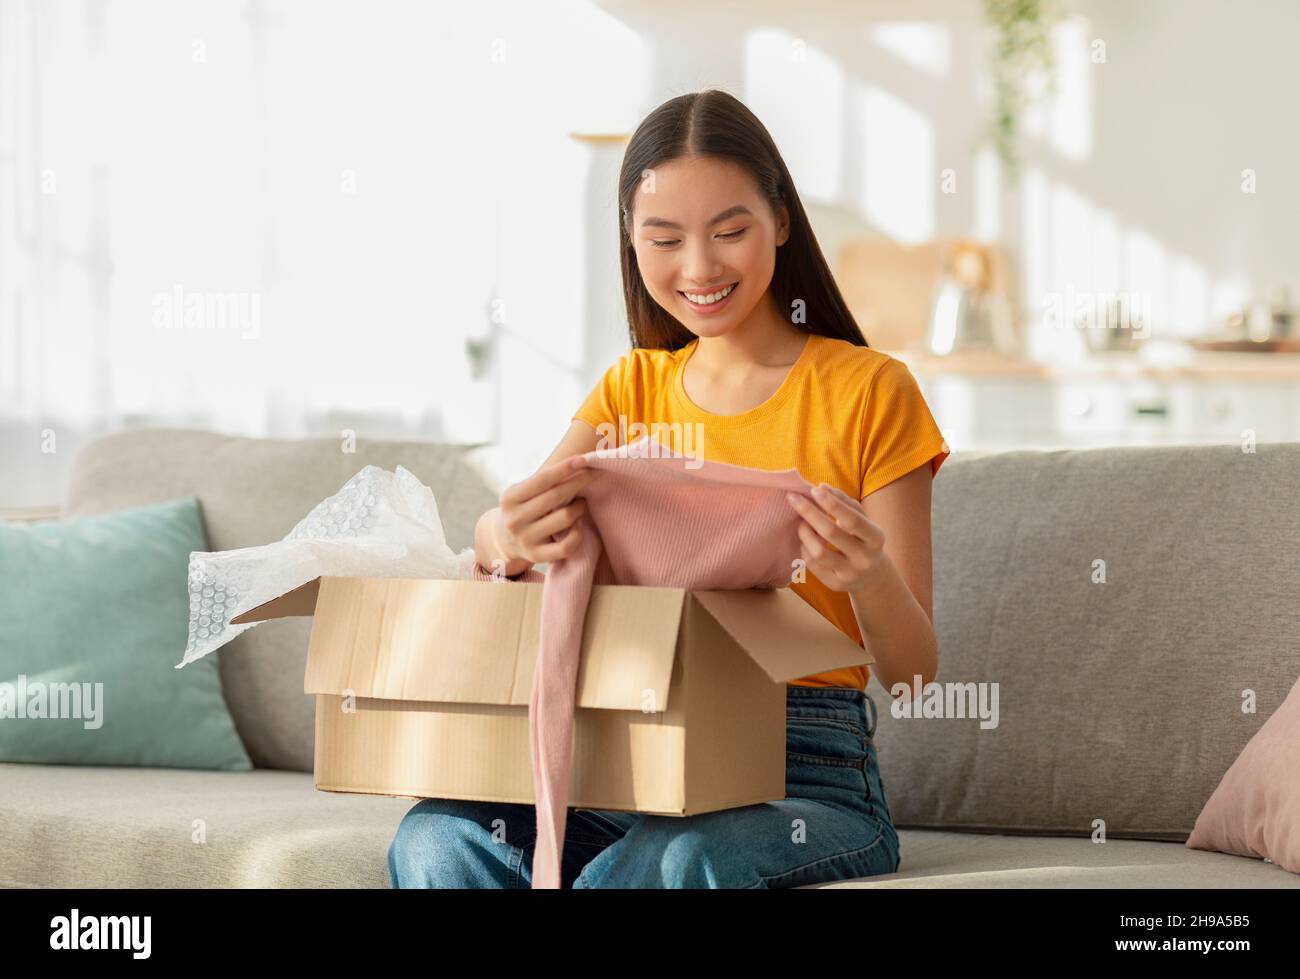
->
[924,240,1019,356]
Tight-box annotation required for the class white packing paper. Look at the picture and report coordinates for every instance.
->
[176,464,478,668]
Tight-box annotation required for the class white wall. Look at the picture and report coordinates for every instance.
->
[3,0,1297,506]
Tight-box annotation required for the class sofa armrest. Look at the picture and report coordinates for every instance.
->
[0,504,62,524]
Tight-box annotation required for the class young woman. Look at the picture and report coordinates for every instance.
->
[388,89,949,888]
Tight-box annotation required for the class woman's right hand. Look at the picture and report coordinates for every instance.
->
[495,456,594,566]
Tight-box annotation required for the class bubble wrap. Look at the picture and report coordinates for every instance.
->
[177,464,478,668]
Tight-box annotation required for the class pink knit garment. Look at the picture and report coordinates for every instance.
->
[473,435,819,888]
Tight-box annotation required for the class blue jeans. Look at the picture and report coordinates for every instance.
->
[387,685,901,888]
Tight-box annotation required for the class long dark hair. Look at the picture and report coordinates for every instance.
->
[617,90,869,352]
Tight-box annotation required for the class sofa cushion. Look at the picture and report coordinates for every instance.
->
[62,428,501,772]
[1186,670,1300,873]
[4,762,1294,888]
[871,442,1300,840]
[0,761,414,887]
[0,496,251,772]
[815,829,1300,888]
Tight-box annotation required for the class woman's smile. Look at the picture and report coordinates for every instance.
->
[678,279,739,314]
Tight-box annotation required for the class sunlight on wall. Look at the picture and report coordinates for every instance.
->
[1020,167,1054,359]
[1090,208,1122,293]
[1123,228,1168,334]
[1048,16,1093,162]
[974,146,1001,240]
[857,83,934,244]
[744,23,940,245]
[1169,256,1209,337]
[868,21,951,78]
[1021,15,1093,161]
[743,28,845,202]
[1050,181,1094,296]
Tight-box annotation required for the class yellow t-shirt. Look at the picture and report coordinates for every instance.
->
[570,331,950,690]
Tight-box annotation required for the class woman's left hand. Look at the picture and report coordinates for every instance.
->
[785,483,890,593]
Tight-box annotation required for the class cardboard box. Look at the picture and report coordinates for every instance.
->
[233,576,873,816]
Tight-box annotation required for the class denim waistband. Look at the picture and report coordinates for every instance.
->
[785,685,877,737]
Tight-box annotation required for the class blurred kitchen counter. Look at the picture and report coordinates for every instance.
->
[889,347,1300,382]
[881,346,1300,450]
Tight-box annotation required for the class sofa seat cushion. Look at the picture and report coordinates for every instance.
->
[810,829,1300,888]
[0,762,414,888]
[7,761,1296,889]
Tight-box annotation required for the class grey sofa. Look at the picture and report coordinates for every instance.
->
[2,428,1297,888]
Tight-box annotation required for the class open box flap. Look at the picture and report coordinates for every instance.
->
[690,588,874,684]
[302,577,686,711]
[230,578,322,623]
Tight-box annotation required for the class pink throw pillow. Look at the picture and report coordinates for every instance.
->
[1185,673,1300,874]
